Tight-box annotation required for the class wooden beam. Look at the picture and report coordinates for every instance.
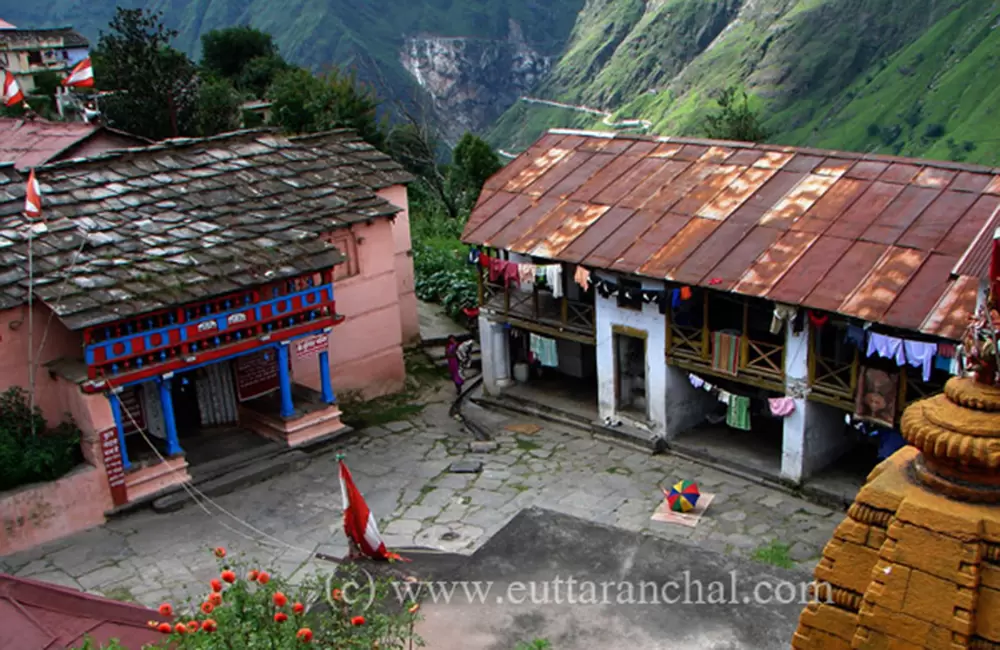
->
[500,315,595,345]
[701,291,710,360]
[740,298,749,369]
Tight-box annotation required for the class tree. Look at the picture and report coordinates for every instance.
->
[237,54,290,98]
[447,132,502,214]
[267,66,385,147]
[201,26,278,81]
[702,86,769,143]
[93,8,200,139]
[195,79,243,136]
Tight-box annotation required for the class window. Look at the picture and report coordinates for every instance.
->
[617,278,643,311]
[324,230,361,280]
[27,51,42,65]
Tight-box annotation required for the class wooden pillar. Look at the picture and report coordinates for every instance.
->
[701,291,710,360]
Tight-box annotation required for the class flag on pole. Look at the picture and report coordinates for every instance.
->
[338,455,405,561]
[2,70,24,107]
[62,58,94,88]
[24,169,41,219]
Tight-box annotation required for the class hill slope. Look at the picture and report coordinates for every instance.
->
[0,0,582,112]
[488,0,1000,166]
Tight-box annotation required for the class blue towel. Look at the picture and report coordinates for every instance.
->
[530,334,559,368]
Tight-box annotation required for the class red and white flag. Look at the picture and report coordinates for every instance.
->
[24,169,41,219]
[338,457,404,561]
[62,58,94,88]
[2,70,24,107]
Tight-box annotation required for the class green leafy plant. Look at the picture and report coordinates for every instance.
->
[74,547,423,649]
[751,540,795,569]
[515,640,552,650]
[0,388,82,492]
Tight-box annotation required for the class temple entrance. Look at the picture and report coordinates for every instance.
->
[171,374,201,433]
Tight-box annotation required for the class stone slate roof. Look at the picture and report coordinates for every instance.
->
[0,128,414,330]
[0,27,88,48]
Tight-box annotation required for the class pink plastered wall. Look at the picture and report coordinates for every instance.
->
[378,185,420,345]
[292,216,406,400]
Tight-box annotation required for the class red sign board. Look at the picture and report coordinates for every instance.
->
[295,334,329,360]
[118,386,145,435]
[234,350,280,402]
[100,427,129,506]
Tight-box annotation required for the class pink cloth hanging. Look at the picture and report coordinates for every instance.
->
[768,397,796,417]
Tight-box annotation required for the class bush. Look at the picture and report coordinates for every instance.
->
[924,123,945,139]
[410,188,478,319]
[75,547,422,649]
[0,388,82,492]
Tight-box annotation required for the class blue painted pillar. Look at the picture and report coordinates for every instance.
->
[108,391,131,470]
[159,377,183,456]
[277,343,295,418]
[319,350,335,404]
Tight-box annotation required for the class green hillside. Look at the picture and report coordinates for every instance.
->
[1,0,583,102]
[488,0,1000,166]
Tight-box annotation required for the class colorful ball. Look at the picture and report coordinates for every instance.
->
[666,480,700,513]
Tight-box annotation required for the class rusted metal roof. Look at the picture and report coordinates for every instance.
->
[0,118,147,171]
[0,572,166,649]
[464,130,1000,340]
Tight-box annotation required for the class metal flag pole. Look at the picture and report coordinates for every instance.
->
[26,207,34,436]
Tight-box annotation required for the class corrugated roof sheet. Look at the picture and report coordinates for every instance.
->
[952,202,1000,279]
[0,572,165,650]
[464,130,1000,340]
[0,128,414,329]
[0,118,147,171]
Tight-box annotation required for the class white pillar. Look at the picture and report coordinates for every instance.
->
[781,320,852,483]
[478,314,511,396]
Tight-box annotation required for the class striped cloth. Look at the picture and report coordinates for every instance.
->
[712,331,740,376]
[726,395,751,431]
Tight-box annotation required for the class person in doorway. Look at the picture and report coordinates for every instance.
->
[445,336,464,394]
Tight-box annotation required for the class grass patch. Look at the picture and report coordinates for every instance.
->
[339,389,425,430]
[605,466,632,475]
[509,483,530,492]
[515,438,541,452]
[101,586,135,602]
[751,540,795,569]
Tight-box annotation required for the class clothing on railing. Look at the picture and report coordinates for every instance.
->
[900,340,935,382]
[726,394,751,431]
[518,263,536,287]
[866,333,903,361]
[541,265,563,298]
[855,364,899,428]
[768,397,796,417]
[711,331,740,376]
[844,324,865,349]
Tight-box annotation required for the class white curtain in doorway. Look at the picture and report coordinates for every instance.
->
[195,362,239,427]
[141,382,167,440]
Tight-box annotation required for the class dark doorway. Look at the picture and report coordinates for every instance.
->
[614,333,647,419]
[171,373,202,435]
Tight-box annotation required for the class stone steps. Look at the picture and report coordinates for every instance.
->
[152,450,311,513]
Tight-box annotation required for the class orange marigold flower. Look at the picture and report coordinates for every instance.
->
[200,601,215,614]
[157,623,171,634]
[221,570,236,583]
[351,615,365,626]
[257,571,271,585]
[146,620,157,629]
[158,603,173,617]
[296,628,314,643]
[292,602,305,615]
[408,603,420,614]
[248,570,259,582]
[331,588,342,601]
[208,592,223,606]
[213,547,226,558]
[201,619,217,633]
[273,592,288,608]
[274,612,289,623]
[210,579,223,593]
[186,621,199,633]
[174,623,187,634]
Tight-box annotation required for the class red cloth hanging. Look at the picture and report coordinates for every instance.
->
[808,310,829,327]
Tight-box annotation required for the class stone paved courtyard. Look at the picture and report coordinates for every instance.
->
[0,378,843,610]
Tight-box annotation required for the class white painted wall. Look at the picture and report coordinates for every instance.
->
[780,321,852,483]
[594,273,667,435]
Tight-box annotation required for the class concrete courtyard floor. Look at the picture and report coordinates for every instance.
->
[0,378,842,619]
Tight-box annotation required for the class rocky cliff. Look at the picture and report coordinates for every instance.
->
[401,21,552,142]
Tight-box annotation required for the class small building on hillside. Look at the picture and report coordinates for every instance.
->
[0,24,89,94]
[463,129,995,499]
[0,117,148,170]
[0,128,418,555]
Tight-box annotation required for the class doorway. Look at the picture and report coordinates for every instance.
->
[171,372,202,433]
[614,332,647,419]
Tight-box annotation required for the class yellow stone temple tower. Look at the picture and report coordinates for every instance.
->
[792,302,1000,648]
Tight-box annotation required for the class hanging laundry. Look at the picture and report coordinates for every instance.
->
[900,340,935,381]
[503,261,520,289]
[541,265,563,298]
[488,257,504,282]
[855,365,899,428]
[934,355,953,373]
[574,265,591,291]
[808,310,829,328]
[701,380,715,393]
[517,263,535,287]
[480,252,491,268]
[529,333,559,367]
[866,333,903,362]
[467,247,481,265]
[726,394,751,431]
[792,310,805,334]
[770,304,798,335]
[716,389,731,404]
[936,342,956,358]
[711,331,741,376]
[768,397,796,417]
[688,374,704,389]
[680,286,692,300]
[844,325,866,349]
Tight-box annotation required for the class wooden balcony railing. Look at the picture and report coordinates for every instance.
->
[480,279,595,343]
[808,353,857,410]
